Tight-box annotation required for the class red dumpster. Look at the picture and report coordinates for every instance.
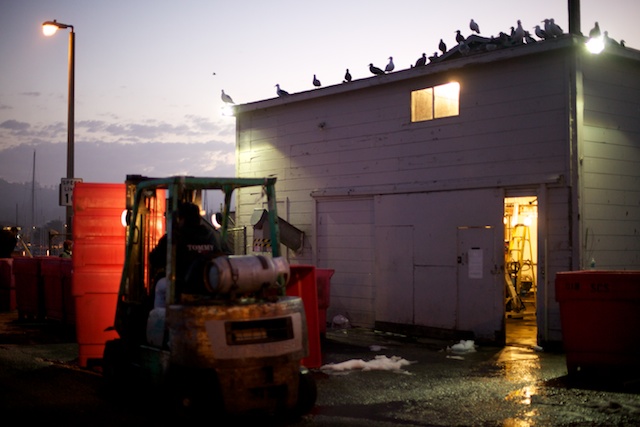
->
[287,265,321,368]
[555,270,640,375]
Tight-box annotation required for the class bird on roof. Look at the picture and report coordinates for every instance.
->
[456,30,465,43]
[369,63,385,76]
[385,57,395,73]
[470,19,480,34]
[438,39,447,55]
[275,84,289,97]
[415,53,427,67]
[604,31,619,46]
[458,41,470,55]
[534,25,548,40]
[589,22,601,39]
[549,19,563,37]
[620,39,626,47]
[220,90,234,104]
[428,52,439,62]
[524,31,537,44]
[344,69,352,83]
[543,19,563,38]
[313,74,321,87]
[513,20,525,44]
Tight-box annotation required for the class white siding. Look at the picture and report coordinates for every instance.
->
[581,55,640,269]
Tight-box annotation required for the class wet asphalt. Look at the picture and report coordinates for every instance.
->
[0,310,639,426]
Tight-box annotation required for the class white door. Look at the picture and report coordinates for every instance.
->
[456,226,504,343]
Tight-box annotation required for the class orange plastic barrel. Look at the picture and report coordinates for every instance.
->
[73,182,126,367]
[287,265,321,368]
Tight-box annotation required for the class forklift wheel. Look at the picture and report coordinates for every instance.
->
[168,366,224,416]
[295,367,317,416]
[102,339,130,392]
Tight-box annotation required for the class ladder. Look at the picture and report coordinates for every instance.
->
[505,224,535,312]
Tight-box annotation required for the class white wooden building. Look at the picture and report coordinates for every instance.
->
[232,32,640,348]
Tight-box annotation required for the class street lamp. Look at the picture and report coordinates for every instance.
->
[42,19,75,235]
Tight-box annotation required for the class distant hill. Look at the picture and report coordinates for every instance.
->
[0,179,65,229]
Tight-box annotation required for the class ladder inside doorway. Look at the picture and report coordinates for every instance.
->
[505,224,535,312]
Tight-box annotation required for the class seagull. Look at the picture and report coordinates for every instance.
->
[438,39,447,55]
[457,41,470,55]
[549,19,563,37]
[385,57,395,73]
[470,19,480,34]
[513,20,525,44]
[544,19,562,38]
[415,53,427,67]
[524,31,537,44]
[313,74,321,87]
[275,84,289,97]
[455,30,465,43]
[369,63,385,76]
[589,21,601,38]
[344,69,352,82]
[220,90,234,104]
[534,25,547,40]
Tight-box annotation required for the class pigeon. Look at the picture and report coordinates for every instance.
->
[275,84,289,97]
[220,90,234,104]
[589,21,601,38]
[534,25,547,40]
[428,52,439,62]
[513,20,525,44]
[604,31,619,46]
[344,69,352,82]
[385,57,395,73]
[455,30,465,43]
[470,19,480,34]
[620,39,626,47]
[369,63,385,76]
[313,74,321,87]
[439,39,447,55]
[415,53,427,67]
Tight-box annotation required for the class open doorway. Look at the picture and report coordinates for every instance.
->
[503,196,538,346]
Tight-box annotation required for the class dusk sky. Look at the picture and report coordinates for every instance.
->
[1,0,638,189]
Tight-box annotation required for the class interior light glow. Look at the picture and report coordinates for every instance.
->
[121,210,128,227]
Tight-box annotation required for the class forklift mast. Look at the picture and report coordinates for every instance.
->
[114,175,283,340]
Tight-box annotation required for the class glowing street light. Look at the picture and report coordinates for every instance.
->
[42,19,75,235]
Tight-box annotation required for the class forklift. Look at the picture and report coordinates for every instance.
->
[102,175,317,417]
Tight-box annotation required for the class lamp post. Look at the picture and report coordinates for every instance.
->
[42,20,75,235]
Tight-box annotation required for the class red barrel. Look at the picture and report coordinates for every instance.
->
[12,256,47,320]
[0,258,16,311]
[316,268,334,335]
[555,270,640,375]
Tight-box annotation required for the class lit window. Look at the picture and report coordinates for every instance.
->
[411,82,460,122]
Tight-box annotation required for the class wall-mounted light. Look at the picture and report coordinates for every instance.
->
[586,35,605,54]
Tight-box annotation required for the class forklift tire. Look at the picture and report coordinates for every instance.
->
[295,367,317,416]
[102,339,130,393]
[168,366,225,416]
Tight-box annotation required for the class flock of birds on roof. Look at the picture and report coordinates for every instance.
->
[220,19,626,105]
